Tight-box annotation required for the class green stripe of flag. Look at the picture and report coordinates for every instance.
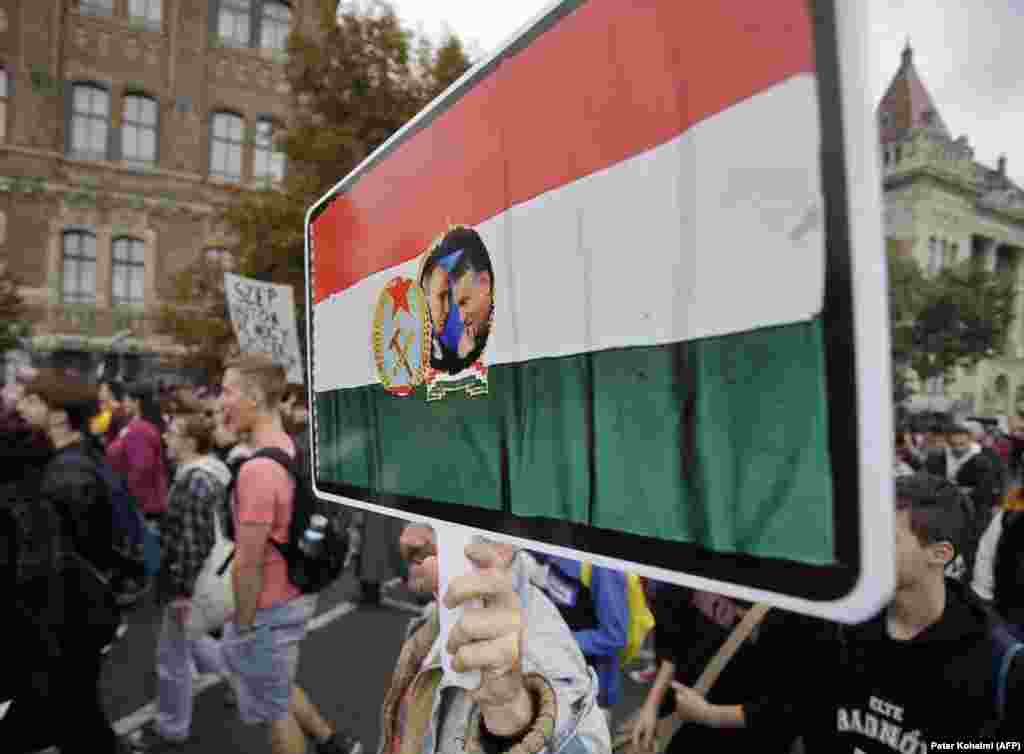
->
[316,319,833,565]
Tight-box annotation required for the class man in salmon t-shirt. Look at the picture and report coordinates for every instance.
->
[218,354,361,754]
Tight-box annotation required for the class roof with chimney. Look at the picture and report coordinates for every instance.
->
[877,40,950,145]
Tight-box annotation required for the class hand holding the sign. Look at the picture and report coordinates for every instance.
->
[444,540,534,737]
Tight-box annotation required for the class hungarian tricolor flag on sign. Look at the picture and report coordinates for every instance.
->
[309,0,834,566]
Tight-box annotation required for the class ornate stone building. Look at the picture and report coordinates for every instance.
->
[0,0,317,384]
[878,42,1024,418]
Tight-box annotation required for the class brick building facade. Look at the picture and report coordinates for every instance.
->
[0,0,317,384]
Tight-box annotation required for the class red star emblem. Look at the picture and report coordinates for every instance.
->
[386,277,414,318]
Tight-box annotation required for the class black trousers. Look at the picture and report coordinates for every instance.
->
[2,644,118,753]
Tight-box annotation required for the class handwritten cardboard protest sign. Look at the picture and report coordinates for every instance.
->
[224,272,304,384]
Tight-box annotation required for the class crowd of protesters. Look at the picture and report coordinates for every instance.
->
[4,360,1024,754]
[0,363,354,754]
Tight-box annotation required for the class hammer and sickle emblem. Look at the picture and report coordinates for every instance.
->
[389,327,415,380]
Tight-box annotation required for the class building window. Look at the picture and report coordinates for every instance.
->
[213,0,291,51]
[253,118,285,186]
[996,247,1013,277]
[928,236,941,276]
[260,0,291,51]
[128,0,162,29]
[944,241,958,268]
[217,0,251,47]
[79,0,114,16]
[112,237,146,306]
[210,111,244,183]
[0,67,7,144]
[69,84,109,161]
[122,94,158,167]
[62,231,97,305]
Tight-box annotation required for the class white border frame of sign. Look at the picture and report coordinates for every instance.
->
[303,0,894,623]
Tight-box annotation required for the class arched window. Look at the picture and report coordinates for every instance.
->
[62,230,97,304]
[253,117,285,186]
[210,111,244,183]
[217,0,251,47]
[128,0,162,29]
[69,83,110,160]
[260,0,291,51]
[927,236,940,276]
[213,0,291,50]
[112,237,146,306]
[122,93,159,167]
[79,0,114,17]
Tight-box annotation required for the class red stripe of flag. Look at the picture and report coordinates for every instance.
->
[311,0,814,304]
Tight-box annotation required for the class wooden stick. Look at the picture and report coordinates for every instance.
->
[613,603,771,753]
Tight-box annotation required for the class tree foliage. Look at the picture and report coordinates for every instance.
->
[161,0,472,377]
[888,241,1017,403]
[0,261,29,355]
[158,253,237,380]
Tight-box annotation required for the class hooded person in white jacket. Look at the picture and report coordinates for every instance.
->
[380,524,610,754]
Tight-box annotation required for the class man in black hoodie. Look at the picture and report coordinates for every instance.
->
[669,472,1024,749]
[12,374,135,752]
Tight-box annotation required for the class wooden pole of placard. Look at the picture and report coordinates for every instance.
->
[613,603,771,753]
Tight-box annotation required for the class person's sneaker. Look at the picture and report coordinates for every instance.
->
[124,723,187,752]
[318,730,363,754]
[101,623,130,657]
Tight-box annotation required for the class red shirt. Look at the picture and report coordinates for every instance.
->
[106,418,168,516]
[234,431,302,609]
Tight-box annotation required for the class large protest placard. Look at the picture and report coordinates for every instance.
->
[304,0,893,622]
[224,272,304,384]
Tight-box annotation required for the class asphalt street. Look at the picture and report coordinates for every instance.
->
[94,571,650,753]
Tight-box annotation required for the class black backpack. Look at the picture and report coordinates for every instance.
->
[62,444,156,582]
[228,447,350,594]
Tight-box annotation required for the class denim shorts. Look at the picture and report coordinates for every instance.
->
[223,595,317,724]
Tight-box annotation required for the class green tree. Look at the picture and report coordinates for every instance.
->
[158,253,237,381]
[159,1,471,374]
[0,261,29,354]
[224,0,471,348]
[418,31,471,102]
[888,242,1017,404]
[887,240,927,405]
